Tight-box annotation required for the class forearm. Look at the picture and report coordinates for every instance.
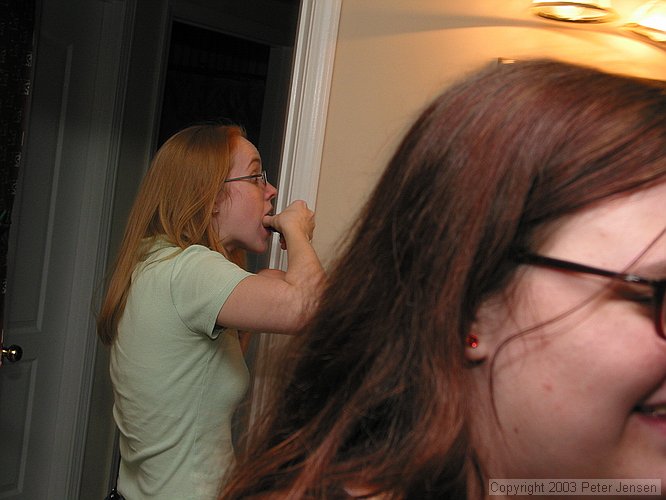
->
[281,233,325,318]
[283,233,324,284]
[259,199,326,325]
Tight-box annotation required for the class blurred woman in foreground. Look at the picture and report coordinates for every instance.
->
[223,59,666,499]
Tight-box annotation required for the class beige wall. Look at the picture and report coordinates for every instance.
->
[312,0,666,265]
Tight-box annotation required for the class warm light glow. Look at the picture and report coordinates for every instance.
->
[531,1,618,22]
[624,0,666,42]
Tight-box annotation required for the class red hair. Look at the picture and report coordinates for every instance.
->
[97,124,245,345]
[222,60,666,498]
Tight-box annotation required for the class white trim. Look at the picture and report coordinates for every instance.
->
[248,0,341,429]
[270,0,341,269]
[63,2,131,496]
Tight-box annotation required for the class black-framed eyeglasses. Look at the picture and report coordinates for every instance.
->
[224,170,267,186]
[515,253,666,339]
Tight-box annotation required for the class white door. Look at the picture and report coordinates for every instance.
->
[0,0,127,498]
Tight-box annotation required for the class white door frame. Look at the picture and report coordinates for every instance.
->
[249,0,341,426]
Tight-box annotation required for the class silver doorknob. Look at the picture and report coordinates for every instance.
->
[2,344,23,363]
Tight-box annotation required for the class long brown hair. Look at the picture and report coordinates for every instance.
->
[97,124,245,345]
[222,60,666,498]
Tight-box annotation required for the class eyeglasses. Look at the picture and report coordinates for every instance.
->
[516,253,666,339]
[224,170,267,186]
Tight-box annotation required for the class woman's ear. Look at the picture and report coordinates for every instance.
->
[464,329,489,363]
[465,300,502,364]
[212,189,229,218]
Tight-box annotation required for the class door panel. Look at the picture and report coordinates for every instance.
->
[0,31,71,499]
[0,361,34,495]
[8,34,65,333]
[0,0,128,498]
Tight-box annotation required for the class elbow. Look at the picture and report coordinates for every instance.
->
[279,286,321,334]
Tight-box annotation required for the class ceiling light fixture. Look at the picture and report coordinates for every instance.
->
[624,0,666,42]
[530,1,618,23]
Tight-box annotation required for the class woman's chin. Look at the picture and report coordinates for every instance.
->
[251,237,270,255]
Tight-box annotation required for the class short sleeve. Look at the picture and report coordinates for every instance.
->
[169,245,252,338]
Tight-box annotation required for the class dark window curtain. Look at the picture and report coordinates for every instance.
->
[0,0,36,344]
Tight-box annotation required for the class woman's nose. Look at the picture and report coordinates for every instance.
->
[265,181,278,199]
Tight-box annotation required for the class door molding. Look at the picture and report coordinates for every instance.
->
[65,2,133,497]
[249,0,342,428]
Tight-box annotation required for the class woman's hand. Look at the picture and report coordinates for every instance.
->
[262,200,315,250]
[218,200,325,335]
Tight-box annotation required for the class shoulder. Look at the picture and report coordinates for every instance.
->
[174,244,248,274]
[144,241,238,271]
[170,245,252,298]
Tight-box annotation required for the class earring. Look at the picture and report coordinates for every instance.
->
[212,209,219,215]
[466,334,479,349]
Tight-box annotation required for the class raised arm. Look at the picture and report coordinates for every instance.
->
[216,200,325,334]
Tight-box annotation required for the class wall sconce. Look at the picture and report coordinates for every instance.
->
[530,1,618,22]
[530,0,666,45]
[624,0,666,41]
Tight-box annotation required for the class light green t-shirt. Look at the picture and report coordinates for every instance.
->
[110,240,252,499]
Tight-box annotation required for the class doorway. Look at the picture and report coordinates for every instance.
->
[157,18,295,271]
[81,1,300,497]
[159,21,270,148]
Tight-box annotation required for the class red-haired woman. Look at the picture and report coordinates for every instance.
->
[222,59,666,499]
[97,124,324,499]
